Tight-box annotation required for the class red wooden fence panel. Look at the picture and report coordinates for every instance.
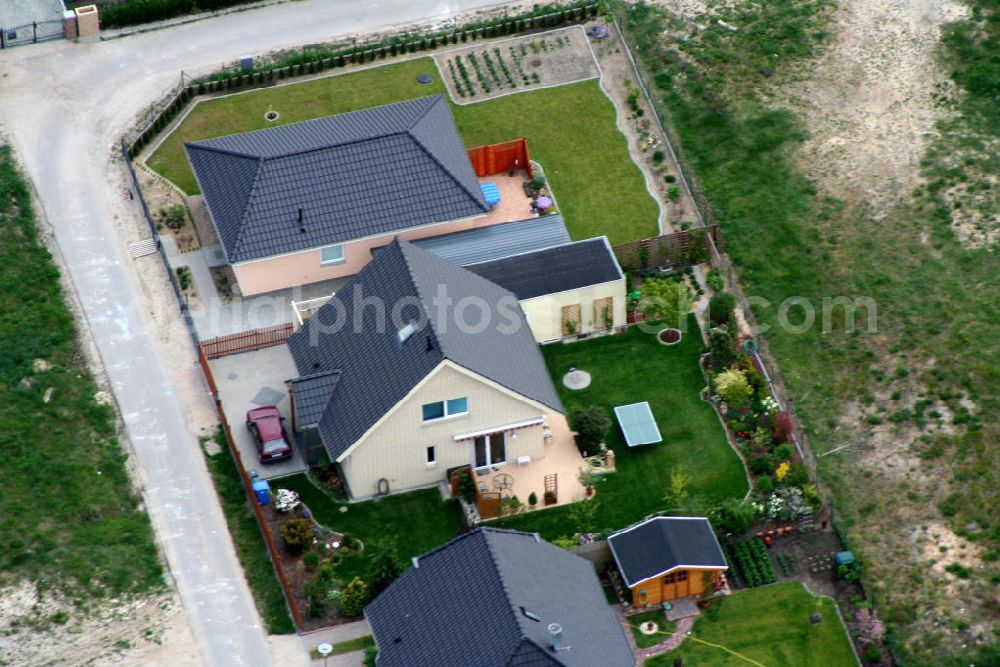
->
[201,323,294,359]
[466,138,533,177]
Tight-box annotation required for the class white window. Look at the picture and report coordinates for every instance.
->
[426,446,436,465]
[421,397,468,422]
[320,244,344,265]
[474,433,507,469]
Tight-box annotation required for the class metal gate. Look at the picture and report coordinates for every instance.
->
[1,19,64,48]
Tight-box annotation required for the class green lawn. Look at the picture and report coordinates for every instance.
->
[0,146,161,601]
[627,610,678,650]
[278,475,465,583]
[310,634,375,659]
[204,430,294,634]
[647,582,855,666]
[492,317,748,539]
[147,57,656,243]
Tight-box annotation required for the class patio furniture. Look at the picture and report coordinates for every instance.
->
[480,182,501,207]
[535,195,553,212]
[493,473,515,493]
[614,401,663,447]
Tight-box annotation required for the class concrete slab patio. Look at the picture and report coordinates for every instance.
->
[209,345,308,480]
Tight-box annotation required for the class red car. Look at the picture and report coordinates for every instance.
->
[246,406,292,463]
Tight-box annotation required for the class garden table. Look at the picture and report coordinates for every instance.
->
[614,401,663,447]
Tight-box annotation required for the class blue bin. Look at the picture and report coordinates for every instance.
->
[252,479,271,506]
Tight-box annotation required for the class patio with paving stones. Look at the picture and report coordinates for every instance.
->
[208,345,308,480]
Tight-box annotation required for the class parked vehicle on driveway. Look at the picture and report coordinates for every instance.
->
[245,406,292,463]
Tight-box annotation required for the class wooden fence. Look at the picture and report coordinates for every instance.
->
[466,139,533,178]
[612,225,725,272]
[197,343,304,628]
[201,323,294,359]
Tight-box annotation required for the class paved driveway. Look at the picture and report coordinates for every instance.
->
[210,346,308,480]
[0,1,512,665]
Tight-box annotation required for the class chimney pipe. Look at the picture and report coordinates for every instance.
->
[548,623,562,652]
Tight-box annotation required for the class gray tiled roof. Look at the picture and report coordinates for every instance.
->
[412,214,571,266]
[608,517,728,587]
[185,96,488,263]
[287,238,564,463]
[468,237,623,300]
[365,528,635,667]
[288,370,340,427]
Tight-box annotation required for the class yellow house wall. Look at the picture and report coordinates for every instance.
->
[231,215,486,296]
[339,362,549,499]
[521,279,626,343]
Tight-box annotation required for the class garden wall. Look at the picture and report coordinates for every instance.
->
[466,139,533,178]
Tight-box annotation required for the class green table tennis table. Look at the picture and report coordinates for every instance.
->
[614,401,663,447]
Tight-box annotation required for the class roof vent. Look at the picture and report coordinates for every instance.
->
[425,335,434,352]
[397,319,418,345]
[411,556,420,569]
[298,207,306,233]
[548,623,563,652]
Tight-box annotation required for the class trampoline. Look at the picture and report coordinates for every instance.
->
[614,401,663,447]
[480,182,501,207]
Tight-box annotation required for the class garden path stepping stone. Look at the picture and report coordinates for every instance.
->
[251,386,284,406]
[562,369,591,390]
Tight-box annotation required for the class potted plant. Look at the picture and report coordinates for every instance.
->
[544,490,557,506]
[578,468,598,497]
[528,491,538,508]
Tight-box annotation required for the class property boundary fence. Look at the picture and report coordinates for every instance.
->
[198,343,305,628]
[0,19,64,48]
[612,225,724,272]
[201,323,295,359]
[124,3,599,156]
[467,139,533,178]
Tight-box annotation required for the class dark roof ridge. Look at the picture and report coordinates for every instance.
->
[406,129,488,214]
[183,141,261,160]
[290,369,342,381]
[263,129,412,162]
[230,157,267,259]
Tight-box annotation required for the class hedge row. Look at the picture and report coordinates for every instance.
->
[96,0,259,29]
[125,3,598,156]
[730,538,776,588]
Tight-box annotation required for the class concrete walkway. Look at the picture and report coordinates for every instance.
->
[302,620,372,666]
[0,1,514,665]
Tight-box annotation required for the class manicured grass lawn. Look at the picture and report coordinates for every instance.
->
[147,58,656,243]
[628,610,678,649]
[278,474,465,583]
[492,317,748,539]
[204,430,294,633]
[0,146,162,600]
[647,582,856,666]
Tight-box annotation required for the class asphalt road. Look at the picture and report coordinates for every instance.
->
[0,1,508,665]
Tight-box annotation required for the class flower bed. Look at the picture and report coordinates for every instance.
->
[729,537,776,588]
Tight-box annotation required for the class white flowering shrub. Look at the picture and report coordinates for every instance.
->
[275,488,300,513]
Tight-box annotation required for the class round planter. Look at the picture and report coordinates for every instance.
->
[658,328,682,345]
[264,110,280,122]
[639,621,659,635]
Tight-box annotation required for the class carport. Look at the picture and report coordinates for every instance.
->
[208,345,309,480]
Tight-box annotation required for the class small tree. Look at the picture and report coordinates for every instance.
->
[708,325,737,370]
[339,577,369,617]
[662,466,691,509]
[568,499,600,534]
[712,498,754,535]
[368,539,404,596]
[708,292,736,326]
[639,278,690,328]
[528,491,538,507]
[714,368,753,408]
[572,406,611,455]
[281,518,314,556]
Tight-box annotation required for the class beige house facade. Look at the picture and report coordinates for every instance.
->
[338,361,552,499]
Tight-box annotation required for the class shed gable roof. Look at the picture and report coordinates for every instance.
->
[185,95,488,263]
[608,517,728,587]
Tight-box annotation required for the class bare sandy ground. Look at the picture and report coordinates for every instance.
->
[783,0,968,216]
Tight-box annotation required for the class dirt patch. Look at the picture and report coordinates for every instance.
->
[136,167,201,252]
[0,583,200,667]
[186,194,220,247]
[436,26,599,103]
[781,0,969,216]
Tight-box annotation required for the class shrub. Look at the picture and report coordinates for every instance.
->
[714,368,753,408]
[666,186,682,202]
[639,278,690,327]
[773,412,794,443]
[708,292,736,326]
[572,406,611,454]
[712,497,754,534]
[708,325,737,370]
[652,150,665,164]
[304,563,338,617]
[281,518,314,556]
[368,539,404,595]
[339,577,369,617]
[772,443,794,460]
[756,475,774,494]
[664,174,677,183]
[528,491,538,506]
[749,456,772,475]
[302,550,320,570]
[706,268,725,292]
[784,461,810,487]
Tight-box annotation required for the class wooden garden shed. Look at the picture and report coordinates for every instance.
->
[608,516,728,606]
